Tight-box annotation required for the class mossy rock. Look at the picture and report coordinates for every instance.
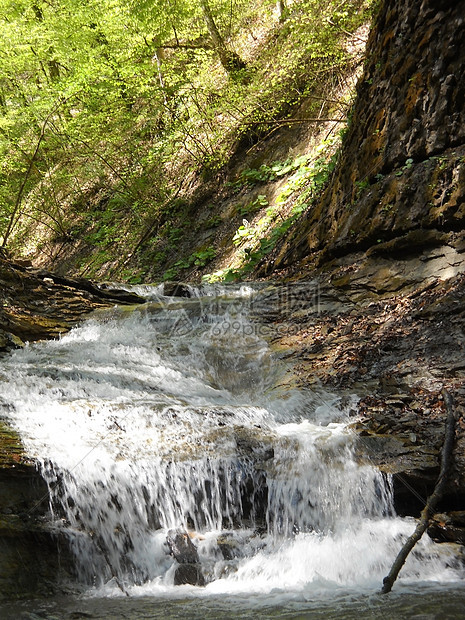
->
[0,329,24,352]
[0,419,26,469]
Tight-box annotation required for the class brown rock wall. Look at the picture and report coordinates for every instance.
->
[273,0,465,270]
[0,259,144,348]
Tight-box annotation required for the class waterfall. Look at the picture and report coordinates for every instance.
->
[0,284,462,597]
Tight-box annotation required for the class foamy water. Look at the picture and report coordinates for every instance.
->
[0,284,463,607]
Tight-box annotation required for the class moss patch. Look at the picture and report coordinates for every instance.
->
[0,421,26,469]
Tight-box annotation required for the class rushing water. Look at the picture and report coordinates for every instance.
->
[0,283,464,619]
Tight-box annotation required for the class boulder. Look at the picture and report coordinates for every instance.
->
[428,512,465,545]
[163,282,193,298]
[173,563,205,587]
[217,533,244,561]
[166,529,205,586]
[0,329,24,353]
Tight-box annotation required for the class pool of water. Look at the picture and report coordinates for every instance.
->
[3,584,465,620]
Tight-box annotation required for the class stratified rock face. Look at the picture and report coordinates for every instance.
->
[276,0,465,268]
[0,417,74,600]
[341,0,465,178]
[0,259,145,345]
[263,0,465,520]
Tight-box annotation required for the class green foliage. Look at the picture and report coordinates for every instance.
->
[355,178,370,198]
[237,156,312,186]
[162,266,180,281]
[204,140,339,282]
[0,0,371,276]
[203,215,223,228]
[161,244,216,281]
[192,246,216,266]
[238,195,268,216]
[395,158,415,176]
[233,222,254,246]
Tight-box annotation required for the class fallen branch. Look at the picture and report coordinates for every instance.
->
[381,388,457,594]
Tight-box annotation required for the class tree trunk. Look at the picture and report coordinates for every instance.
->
[276,1,287,22]
[48,57,60,81]
[199,0,245,73]
[153,48,169,109]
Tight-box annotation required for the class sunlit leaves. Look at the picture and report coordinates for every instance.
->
[0,0,370,263]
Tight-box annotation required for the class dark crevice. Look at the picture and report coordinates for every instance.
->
[372,141,465,187]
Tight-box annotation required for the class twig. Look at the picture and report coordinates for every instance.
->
[381,388,457,594]
[326,18,368,44]
[1,97,71,248]
[160,43,212,50]
[241,118,346,127]
[123,179,186,262]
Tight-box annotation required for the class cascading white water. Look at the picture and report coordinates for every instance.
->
[0,284,463,600]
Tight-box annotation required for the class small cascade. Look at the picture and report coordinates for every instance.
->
[0,284,463,597]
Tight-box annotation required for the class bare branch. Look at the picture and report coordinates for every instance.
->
[381,388,458,594]
[160,43,213,50]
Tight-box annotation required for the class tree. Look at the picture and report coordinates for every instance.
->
[199,0,245,73]
[276,1,287,22]
[0,0,371,274]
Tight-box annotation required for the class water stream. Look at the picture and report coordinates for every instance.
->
[1,283,463,618]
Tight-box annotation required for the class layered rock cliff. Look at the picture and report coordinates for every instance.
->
[273,0,465,272]
[265,0,465,531]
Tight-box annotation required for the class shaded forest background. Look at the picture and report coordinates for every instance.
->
[0,0,372,282]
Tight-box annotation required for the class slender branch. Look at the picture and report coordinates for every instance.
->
[124,179,186,261]
[47,126,135,197]
[1,115,47,247]
[19,209,64,234]
[153,48,170,110]
[326,18,368,43]
[1,92,83,247]
[381,388,457,594]
[160,43,212,50]
[241,117,347,127]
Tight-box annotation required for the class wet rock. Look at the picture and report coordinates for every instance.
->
[0,515,73,601]
[33,269,145,305]
[353,390,463,515]
[166,529,205,586]
[234,426,275,464]
[163,282,193,298]
[428,512,465,545]
[272,270,465,519]
[0,439,73,598]
[0,258,144,344]
[0,415,76,600]
[217,533,244,560]
[228,427,274,529]
[167,529,200,564]
[0,329,24,352]
[173,563,205,586]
